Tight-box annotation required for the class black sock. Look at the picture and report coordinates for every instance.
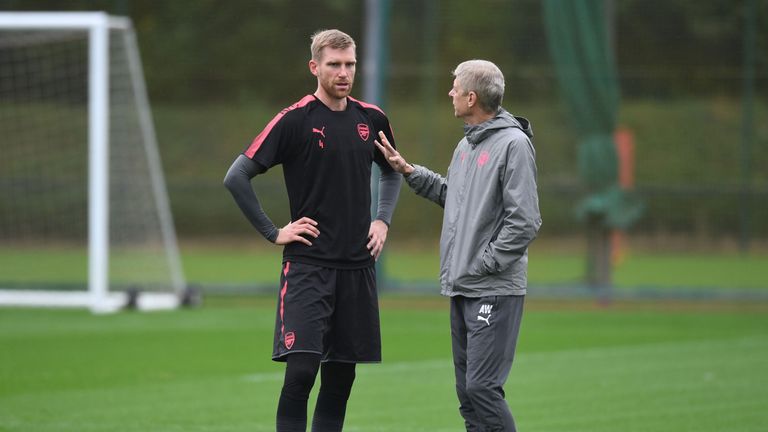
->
[277,353,321,432]
[311,362,356,432]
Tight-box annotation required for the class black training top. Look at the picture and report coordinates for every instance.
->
[244,94,397,269]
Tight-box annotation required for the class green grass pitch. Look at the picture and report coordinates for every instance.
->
[2,247,767,291]
[1,296,767,431]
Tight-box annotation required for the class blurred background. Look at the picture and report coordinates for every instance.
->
[1,3,767,431]
[1,0,766,299]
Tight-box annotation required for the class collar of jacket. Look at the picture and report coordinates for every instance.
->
[463,108,527,148]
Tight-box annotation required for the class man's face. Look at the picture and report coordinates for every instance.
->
[310,46,356,100]
[449,79,470,119]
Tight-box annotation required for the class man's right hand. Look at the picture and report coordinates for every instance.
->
[275,217,319,246]
[375,131,414,176]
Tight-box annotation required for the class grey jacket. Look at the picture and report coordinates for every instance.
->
[406,109,541,297]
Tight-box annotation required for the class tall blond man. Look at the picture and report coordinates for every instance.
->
[225,29,401,432]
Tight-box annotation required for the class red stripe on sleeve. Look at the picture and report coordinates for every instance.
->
[244,95,315,159]
[348,96,395,139]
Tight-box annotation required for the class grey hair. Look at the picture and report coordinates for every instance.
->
[452,60,505,113]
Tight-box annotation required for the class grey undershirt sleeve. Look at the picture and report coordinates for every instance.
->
[375,169,402,226]
[223,154,279,243]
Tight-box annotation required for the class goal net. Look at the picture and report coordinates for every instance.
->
[0,13,186,312]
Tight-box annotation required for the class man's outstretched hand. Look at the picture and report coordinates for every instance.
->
[375,131,414,176]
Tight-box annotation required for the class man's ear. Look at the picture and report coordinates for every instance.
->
[467,91,477,108]
[309,59,318,77]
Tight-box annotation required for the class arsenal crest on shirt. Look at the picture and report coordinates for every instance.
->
[357,123,370,141]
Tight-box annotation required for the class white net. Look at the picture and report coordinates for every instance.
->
[0,17,185,309]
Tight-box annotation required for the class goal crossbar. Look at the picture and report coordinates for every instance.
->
[0,12,129,30]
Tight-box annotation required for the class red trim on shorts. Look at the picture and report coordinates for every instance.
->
[280,261,291,336]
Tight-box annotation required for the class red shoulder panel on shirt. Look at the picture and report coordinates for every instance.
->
[348,96,395,140]
[245,95,316,158]
[347,96,386,115]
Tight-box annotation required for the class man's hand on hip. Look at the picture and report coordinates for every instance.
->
[367,219,389,261]
[275,217,319,246]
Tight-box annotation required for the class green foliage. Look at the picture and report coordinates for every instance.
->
[148,98,768,239]
[2,0,764,102]
[2,0,766,244]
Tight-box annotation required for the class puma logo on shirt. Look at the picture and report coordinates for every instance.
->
[313,126,326,149]
[312,126,326,138]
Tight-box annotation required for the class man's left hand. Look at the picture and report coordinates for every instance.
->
[375,131,414,176]
[367,219,389,261]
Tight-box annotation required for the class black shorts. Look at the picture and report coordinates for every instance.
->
[272,261,381,363]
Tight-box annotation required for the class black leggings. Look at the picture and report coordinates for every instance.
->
[276,353,356,432]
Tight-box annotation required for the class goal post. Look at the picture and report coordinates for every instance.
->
[0,12,186,312]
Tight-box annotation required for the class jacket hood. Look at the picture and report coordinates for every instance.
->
[463,109,533,147]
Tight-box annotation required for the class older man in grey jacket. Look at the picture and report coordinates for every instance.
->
[375,59,541,432]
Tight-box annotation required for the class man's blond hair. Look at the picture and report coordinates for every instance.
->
[310,29,356,61]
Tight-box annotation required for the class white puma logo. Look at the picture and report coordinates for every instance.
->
[477,315,491,326]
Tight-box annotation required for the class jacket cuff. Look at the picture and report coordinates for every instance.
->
[405,164,425,187]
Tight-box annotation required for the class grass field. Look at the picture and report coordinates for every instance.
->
[1,296,767,431]
[2,246,767,297]
[181,246,768,292]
